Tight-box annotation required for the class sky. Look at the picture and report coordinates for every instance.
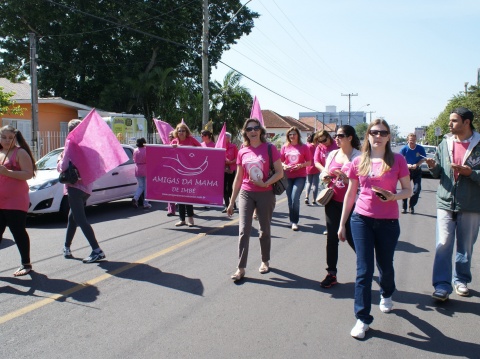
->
[210,0,480,136]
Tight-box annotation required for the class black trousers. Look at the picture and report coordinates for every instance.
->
[0,209,31,265]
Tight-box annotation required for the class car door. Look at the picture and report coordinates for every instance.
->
[88,146,137,205]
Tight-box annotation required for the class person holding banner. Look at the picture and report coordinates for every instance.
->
[58,120,106,263]
[200,130,215,148]
[0,125,36,276]
[171,123,201,227]
[222,132,238,213]
[166,131,176,217]
[227,119,284,281]
[281,126,311,231]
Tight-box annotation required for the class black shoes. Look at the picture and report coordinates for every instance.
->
[320,273,338,288]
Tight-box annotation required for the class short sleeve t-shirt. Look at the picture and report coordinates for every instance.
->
[237,142,280,192]
[400,144,427,165]
[281,143,311,178]
[347,153,409,219]
[314,142,338,167]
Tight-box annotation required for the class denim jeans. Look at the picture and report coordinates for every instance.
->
[350,212,400,325]
[305,173,320,202]
[402,168,422,210]
[432,209,480,293]
[134,176,149,205]
[286,177,306,224]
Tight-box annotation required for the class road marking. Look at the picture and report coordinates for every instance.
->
[0,218,241,325]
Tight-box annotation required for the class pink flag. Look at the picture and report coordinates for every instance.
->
[154,119,174,144]
[64,109,129,185]
[250,96,264,127]
[215,123,227,149]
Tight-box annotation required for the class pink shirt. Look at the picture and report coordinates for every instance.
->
[171,137,201,147]
[327,156,350,202]
[347,153,409,219]
[201,141,215,148]
[306,143,320,175]
[314,142,338,167]
[237,142,280,192]
[453,141,468,181]
[133,146,147,177]
[0,147,29,212]
[225,142,239,172]
[281,143,311,179]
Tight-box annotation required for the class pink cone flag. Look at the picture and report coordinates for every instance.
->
[215,123,227,149]
[63,109,129,185]
[154,119,174,144]
[250,96,264,126]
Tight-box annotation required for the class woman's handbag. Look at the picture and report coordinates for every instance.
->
[59,161,80,185]
[268,144,288,195]
[316,187,334,206]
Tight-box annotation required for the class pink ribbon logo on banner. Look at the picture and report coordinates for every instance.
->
[146,145,225,206]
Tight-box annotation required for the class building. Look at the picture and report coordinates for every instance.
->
[262,110,313,146]
[299,105,367,128]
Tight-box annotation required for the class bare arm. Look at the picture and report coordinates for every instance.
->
[0,149,34,180]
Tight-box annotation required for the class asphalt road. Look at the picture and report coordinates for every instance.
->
[1,176,480,358]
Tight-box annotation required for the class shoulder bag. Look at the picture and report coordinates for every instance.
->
[268,143,288,195]
[59,161,80,185]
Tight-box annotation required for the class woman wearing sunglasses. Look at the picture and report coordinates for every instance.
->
[227,119,283,281]
[338,119,411,339]
[319,125,361,288]
[281,127,311,231]
[304,133,320,205]
[171,123,201,227]
[313,130,338,235]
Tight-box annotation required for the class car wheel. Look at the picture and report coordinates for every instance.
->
[60,196,70,220]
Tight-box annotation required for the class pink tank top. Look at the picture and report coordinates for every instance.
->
[0,147,30,212]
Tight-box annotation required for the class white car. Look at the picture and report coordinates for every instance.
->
[420,145,438,175]
[28,145,137,217]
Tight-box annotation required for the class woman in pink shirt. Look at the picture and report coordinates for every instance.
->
[304,133,320,205]
[171,123,201,226]
[227,119,283,281]
[338,119,412,339]
[132,138,151,209]
[200,130,215,148]
[281,126,311,231]
[0,126,36,276]
[223,132,238,212]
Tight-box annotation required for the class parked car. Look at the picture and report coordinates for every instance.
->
[420,145,438,175]
[28,145,137,218]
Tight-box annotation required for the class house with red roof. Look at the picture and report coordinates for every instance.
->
[262,110,314,145]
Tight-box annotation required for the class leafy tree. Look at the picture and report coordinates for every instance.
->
[424,84,480,144]
[210,70,252,138]
[0,0,258,133]
[355,122,368,139]
[0,87,23,116]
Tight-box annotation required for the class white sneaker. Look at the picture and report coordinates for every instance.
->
[292,223,299,231]
[379,295,393,313]
[323,230,328,235]
[350,319,369,339]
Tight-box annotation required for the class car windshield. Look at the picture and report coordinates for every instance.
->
[36,149,63,170]
[425,146,437,155]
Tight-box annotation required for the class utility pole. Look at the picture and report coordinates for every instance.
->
[464,82,469,96]
[341,93,358,125]
[202,0,209,127]
[29,33,39,160]
[366,111,376,123]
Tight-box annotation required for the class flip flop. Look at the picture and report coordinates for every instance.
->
[13,265,32,277]
[259,262,269,274]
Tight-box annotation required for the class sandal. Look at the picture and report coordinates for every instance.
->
[175,221,186,227]
[13,265,32,277]
[259,262,269,274]
[231,269,245,281]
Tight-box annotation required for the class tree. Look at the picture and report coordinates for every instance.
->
[355,122,368,140]
[0,87,23,116]
[424,84,480,144]
[210,70,252,138]
[0,1,258,132]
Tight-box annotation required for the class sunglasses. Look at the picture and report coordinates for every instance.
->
[318,137,328,143]
[334,134,347,139]
[177,129,186,133]
[288,132,298,136]
[245,125,261,132]
[369,130,389,137]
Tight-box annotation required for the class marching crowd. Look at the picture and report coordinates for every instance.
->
[1,107,480,339]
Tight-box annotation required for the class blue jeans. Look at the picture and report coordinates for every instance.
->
[305,173,320,201]
[286,177,306,224]
[432,209,480,293]
[350,212,400,325]
[402,168,422,210]
[134,176,149,205]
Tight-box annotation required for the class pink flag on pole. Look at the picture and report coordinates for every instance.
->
[250,96,264,127]
[154,119,174,144]
[215,123,227,149]
[64,109,129,185]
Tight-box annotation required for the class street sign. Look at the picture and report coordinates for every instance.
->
[435,126,442,136]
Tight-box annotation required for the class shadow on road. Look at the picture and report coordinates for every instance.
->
[234,267,320,291]
[96,260,204,297]
[396,240,429,253]
[0,271,99,303]
[369,308,480,358]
